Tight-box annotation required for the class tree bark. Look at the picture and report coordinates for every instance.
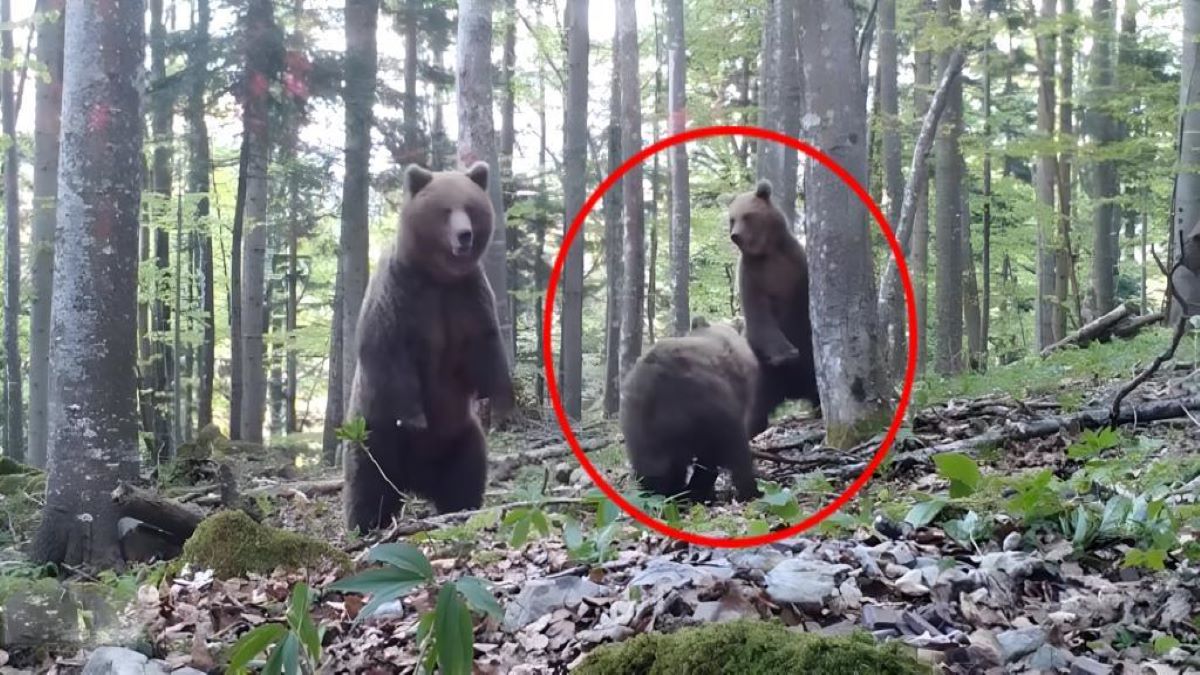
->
[28,0,64,469]
[934,0,964,375]
[981,3,992,366]
[616,0,645,385]
[879,0,903,374]
[0,0,20,463]
[1055,0,1076,332]
[756,0,778,182]
[189,0,214,432]
[667,0,690,337]
[1173,0,1200,320]
[776,0,802,229]
[1034,0,1060,347]
[602,33,623,418]
[340,0,379,422]
[962,188,983,369]
[32,0,144,568]
[911,0,933,375]
[456,0,514,366]
[798,0,892,448]
[1089,0,1119,315]
[402,0,424,165]
[149,0,174,460]
[321,261,343,465]
[561,0,587,419]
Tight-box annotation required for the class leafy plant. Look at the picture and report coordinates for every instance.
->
[1066,428,1122,460]
[335,417,369,445]
[226,583,323,675]
[328,543,502,675]
[933,452,983,498]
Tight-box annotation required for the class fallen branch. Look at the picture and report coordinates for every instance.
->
[112,482,205,545]
[1039,301,1136,357]
[876,49,966,326]
[1108,317,1190,428]
[378,497,588,540]
[490,435,612,482]
[898,395,1200,461]
[1112,311,1165,339]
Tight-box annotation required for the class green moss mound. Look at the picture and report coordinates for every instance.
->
[181,510,351,578]
[574,620,931,675]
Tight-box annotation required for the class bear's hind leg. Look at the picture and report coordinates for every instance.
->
[685,462,719,503]
[426,424,488,514]
[343,427,406,533]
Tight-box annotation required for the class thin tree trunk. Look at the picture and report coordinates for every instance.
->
[28,0,64,469]
[911,0,933,374]
[1090,0,1119,314]
[1034,0,1060,348]
[560,0,588,419]
[616,0,645,384]
[340,0,378,419]
[776,0,801,228]
[981,3,992,364]
[602,30,623,418]
[321,262,343,465]
[798,0,892,448]
[229,136,247,440]
[149,0,174,460]
[238,0,280,443]
[666,0,689,337]
[647,4,661,347]
[456,0,514,367]
[934,0,964,375]
[0,0,19,463]
[32,0,144,568]
[190,0,214,431]
[756,0,778,182]
[880,0,904,374]
[962,188,983,370]
[1054,0,1075,333]
[1172,0,1200,320]
[402,0,423,165]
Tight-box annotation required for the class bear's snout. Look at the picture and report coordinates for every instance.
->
[448,209,475,257]
[456,229,473,249]
[730,231,744,248]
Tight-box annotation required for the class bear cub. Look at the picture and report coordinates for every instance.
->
[343,161,514,534]
[728,179,821,437]
[619,317,762,503]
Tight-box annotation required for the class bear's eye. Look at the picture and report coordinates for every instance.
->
[728,217,734,229]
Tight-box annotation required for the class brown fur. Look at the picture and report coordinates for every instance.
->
[619,318,762,502]
[728,179,820,436]
[343,162,514,533]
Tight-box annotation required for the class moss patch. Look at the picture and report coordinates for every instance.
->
[574,620,931,675]
[181,510,351,578]
[824,406,894,450]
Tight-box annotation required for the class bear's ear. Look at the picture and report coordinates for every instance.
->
[690,316,710,331]
[405,165,434,197]
[465,161,490,191]
[755,179,773,200]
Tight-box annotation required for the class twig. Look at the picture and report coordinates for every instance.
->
[382,497,588,538]
[1108,316,1189,429]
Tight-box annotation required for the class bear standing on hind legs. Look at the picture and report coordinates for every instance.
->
[728,179,821,437]
[342,161,514,534]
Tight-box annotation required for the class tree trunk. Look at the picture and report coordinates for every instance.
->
[798,0,892,449]
[229,138,246,440]
[756,0,778,182]
[149,0,174,460]
[0,0,19,464]
[962,189,983,370]
[190,0,214,431]
[1034,0,1060,348]
[602,31,623,418]
[1173,0,1200,320]
[648,8,661,347]
[32,0,144,568]
[616,0,645,384]
[1055,0,1075,332]
[402,0,424,165]
[560,0,588,419]
[340,0,378,422]
[934,0,964,375]
[666,0,689,337]
[879,0,904,374]
[981,2,992,365]
[28,0,64,469]
[321,261,343,465]
[456,0,514,367]
[911,0,933,375]
[1089,0,1119,314]
[776,0,801,228]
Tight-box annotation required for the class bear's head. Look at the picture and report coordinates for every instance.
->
[689,315,745,344]
[398,162,494,279]
[727,179,789,257]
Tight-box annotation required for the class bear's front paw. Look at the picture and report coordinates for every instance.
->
[396,411,428,430]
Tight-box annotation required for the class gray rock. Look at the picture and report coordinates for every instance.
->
[82,647,169,675]
[861,604,901,630]
[1028,644,1072,671]
[629,558,733,590]
[171,669,209,675]
[2,584,80,648]
[764,556,851,608]
[554,462,573,484]
[1069,655,1113,675]
[996,626,1047,663]
[503,576,609,632]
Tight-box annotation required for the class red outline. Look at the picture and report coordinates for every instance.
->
[541,125,917,549]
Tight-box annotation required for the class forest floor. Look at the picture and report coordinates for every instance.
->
[6,328,1200,673]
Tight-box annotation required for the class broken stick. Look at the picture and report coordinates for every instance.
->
[1040,301,1136,357]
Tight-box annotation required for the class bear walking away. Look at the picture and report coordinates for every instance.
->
[728,179,821,437]
[343,161,514,534]
[619,317,762,503]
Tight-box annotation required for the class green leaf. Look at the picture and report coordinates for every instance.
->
[367,543,435,581]
[434,584,475,675]
[563,518,583,550]
[1153,635,1181,655]
[354,581,424,624]
[285,583,312,630]
[509,517,531,548]
[1071,506,1092,548]
[933,453,981,497]
[262,632,298,675]
[455,576,503,621]
[530,509,551,537]
[1099,496,1131,537]
[226,623,287,674]
[747,519,770,536]
[327,567,425,595]
[904,498,947,527]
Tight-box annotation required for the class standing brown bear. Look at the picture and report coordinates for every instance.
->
[619,317,762,503]
[343,161,514,534]
[729,179,821,437]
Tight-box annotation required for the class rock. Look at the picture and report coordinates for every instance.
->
[82,647,169,675]
[503,576,609,632]
[1,582,80,648]
[893,569,931,597]
[554,462,573,484]
[629,558,734,590]
[764,556,851,608]
[1028,644,1073,671]
[996,626,1047,663]
[1002,531,1022,551]
[861,604,901,630]
[172,669,209,675]
[569,468,588,485]
[1069,655,1113,675]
